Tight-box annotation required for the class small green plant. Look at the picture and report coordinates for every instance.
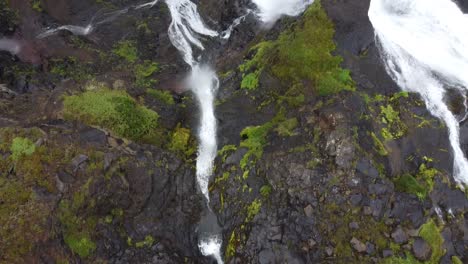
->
[371,132,388,156]
[135,235,155,248]
[113,40,138,63]
[245,199,262,222]
[240,72,259,90]
[135,61,159,88]
[275,118,298,136]
[240,122,274,170]
[31,0,42,12]
[10,137,36,161]
[260,185,272,197]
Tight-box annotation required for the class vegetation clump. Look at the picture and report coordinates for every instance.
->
[239,1,354,95]
[10,137,36,161]
[63,88,161,143]
[394,160,439,200]
[146,89,175,105]
[113,40,138,63]
[168,125,196,158]
[380,104,407,140]
[135,60,159,88]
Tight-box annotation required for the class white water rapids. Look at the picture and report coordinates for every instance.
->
[251,0,314,23]
[369,0,468,185]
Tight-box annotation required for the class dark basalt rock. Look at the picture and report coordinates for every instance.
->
[1,0,467,263]
[412,237,432,261]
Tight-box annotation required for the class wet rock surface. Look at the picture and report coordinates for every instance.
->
[0,0,467,263]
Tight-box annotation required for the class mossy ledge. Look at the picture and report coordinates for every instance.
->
[63,88,163,144]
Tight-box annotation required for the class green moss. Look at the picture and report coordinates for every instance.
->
[0,1,19,29]
[419,219,444,263]
[168,125,195,157]
[63,88,161,143]
[240,121,274,170]
[394,174,427,200]
[10,137,36,161]
[113,40,138,63]
[371,132,389,156]
[226,231,237,258]
[31,0,42,12]
[50,57,94,81]
[240,72,260,90]
[379,104,407,140]
[240,1,354,96]
[394,162,439,200]
[0,179,48,262]
[146,89,175,105]
[135,61,159,88]
[275,118,298,136]
[381,253,419,264]
[135,235,155,248]
[260,185,272,198]
[451,256,463,264]
[59,200,96,258]
[245,199,262,222]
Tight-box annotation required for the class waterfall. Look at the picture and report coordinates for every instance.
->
[251,0,314,23]
[164,0,222,262]
[369,0,468,186]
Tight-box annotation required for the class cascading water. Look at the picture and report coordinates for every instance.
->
[251,0,314,23]
[369,0,468,185]
[164,0,222,262]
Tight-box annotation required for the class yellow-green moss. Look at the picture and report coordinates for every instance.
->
[419,219,444,263]
[239,1,354,96]
[135,60,159,88]
[168,125,196,157]
[146,89,175,105]
[10,137,36,161]
[113,40,138,63]
[135,235,155,248]
[63,88,161,143]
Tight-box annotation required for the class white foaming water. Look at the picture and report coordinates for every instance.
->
[164,0,223,262]
[199,235,223,264]
[0,38,20,55]
[186,65,219,200]
[38,24,93,39]
[369,0,468,185]
[251,0,314,23]
[166,0,218,66]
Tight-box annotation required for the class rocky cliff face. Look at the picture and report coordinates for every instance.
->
[0,0,466,263]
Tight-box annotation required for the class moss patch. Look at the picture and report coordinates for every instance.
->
[113,40,138,63]
[168,125,196,158]
[63,88,161,143]
[239,1,354,96]
[10,137,36,161]
[394,174,427,200]
[419,219,444,263]
[146,89,175,105]
[135,60,159,88]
